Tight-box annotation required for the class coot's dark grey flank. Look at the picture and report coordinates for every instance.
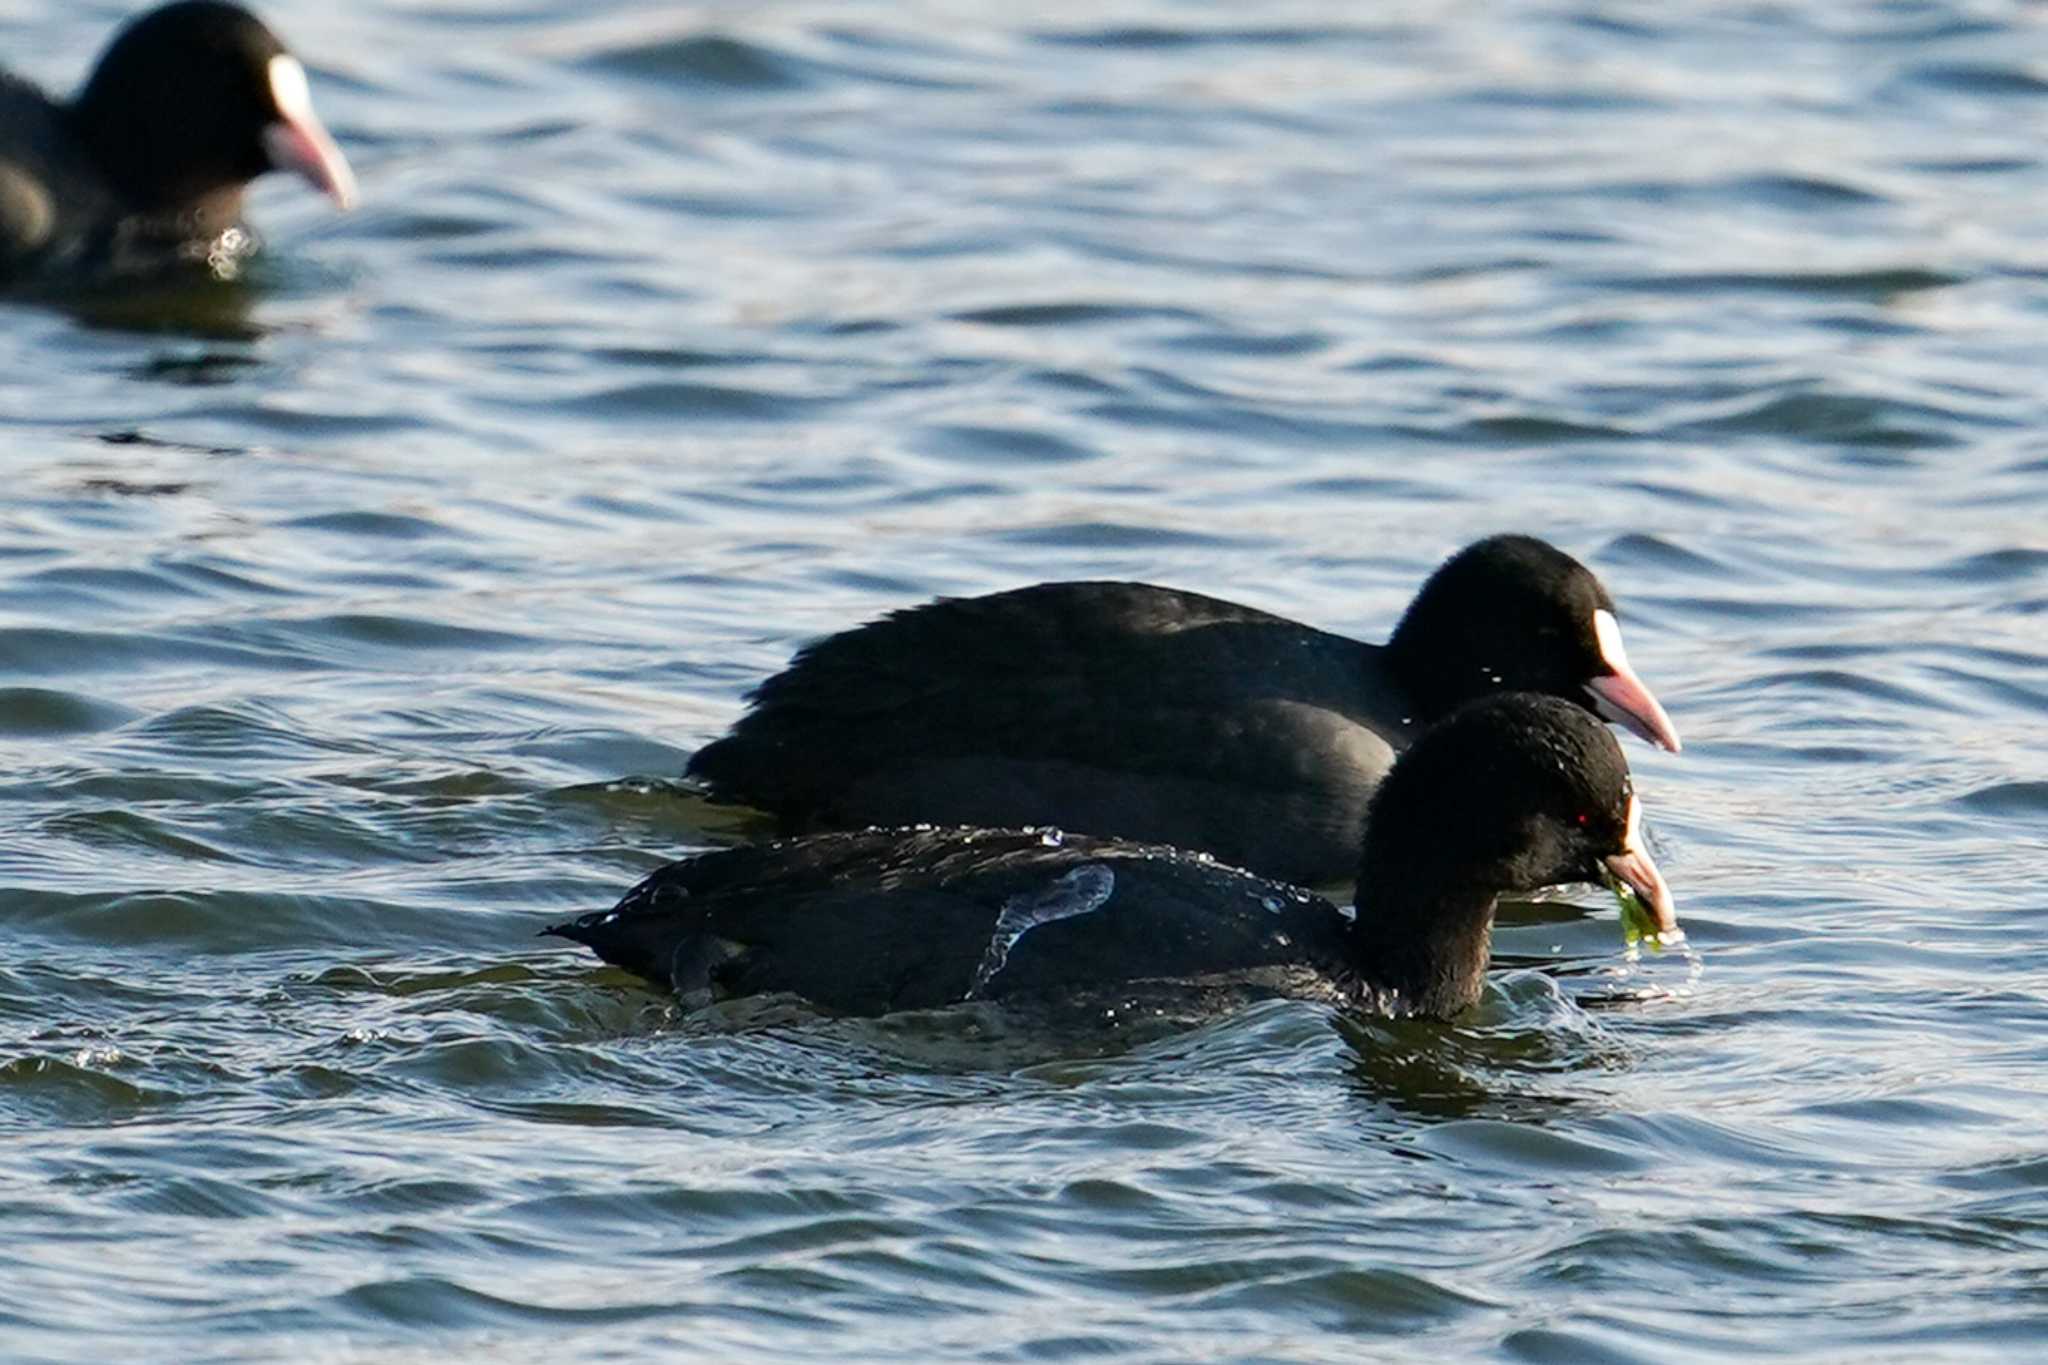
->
[560,695,1678,1021]
[688,534,1681,887]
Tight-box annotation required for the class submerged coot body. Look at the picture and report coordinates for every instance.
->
[0,1,354,283]
[687,535,1681,886]
[555,695,1678,1021]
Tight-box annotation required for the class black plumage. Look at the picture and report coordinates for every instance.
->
[688,535,1679,886]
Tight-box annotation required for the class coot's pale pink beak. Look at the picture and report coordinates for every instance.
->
[1584,609,1681,753]
[260,55,357,210]
[1602,792,1678,936]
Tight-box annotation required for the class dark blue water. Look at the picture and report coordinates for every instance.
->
[2,0,2046,1358]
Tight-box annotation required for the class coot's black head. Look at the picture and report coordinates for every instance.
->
[72,2,356,214]
[1360,692,1675,933]
[1385,534,1680,752]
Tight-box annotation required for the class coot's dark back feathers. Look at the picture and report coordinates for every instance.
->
[0,76,107,267]
[548,828,1345,1016]
[687,581,1404,883]
[727,581,1331,722]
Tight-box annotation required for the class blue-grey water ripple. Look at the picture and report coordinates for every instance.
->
[1,0,2046,1359]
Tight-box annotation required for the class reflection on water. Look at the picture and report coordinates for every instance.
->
[44,275,265,342]
[2,0,2046,1358]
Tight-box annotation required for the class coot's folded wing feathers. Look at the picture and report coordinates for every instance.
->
[968,853,1344,1001]
[686,583,1392,836]
[550,828,1353,1014]
[734,582,1293,717]
[547,830,1006,1011]
[0,80,81,262]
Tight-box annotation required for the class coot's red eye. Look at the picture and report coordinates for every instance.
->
[1575,812,1590,826]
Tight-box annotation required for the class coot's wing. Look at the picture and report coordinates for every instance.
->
[0,79,65,267]
[685,583,1406,879]
[0,163,54,263]
[700,582,1302,738]
[547,829,1349,1016]
[547,829,1058,1013]
[961,849,1345,1003]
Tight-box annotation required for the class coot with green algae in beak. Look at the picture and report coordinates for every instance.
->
[554,694,1678,1021]
[687,534,1681,888]
[0,1,355,283]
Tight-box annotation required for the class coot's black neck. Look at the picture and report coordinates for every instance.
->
[71,124,237,228]
[1339,874,1500,1018]
[1379,624,1490,727]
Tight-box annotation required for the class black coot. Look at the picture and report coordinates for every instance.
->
[0,1,354,283]
[554,694,1677,1021]
[687,535,1681,887]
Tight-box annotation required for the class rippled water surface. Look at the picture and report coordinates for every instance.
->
[3,0,2047,1358]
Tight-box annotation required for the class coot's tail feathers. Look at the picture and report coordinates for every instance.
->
[541,907,675,985]
[539,914,597,943]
